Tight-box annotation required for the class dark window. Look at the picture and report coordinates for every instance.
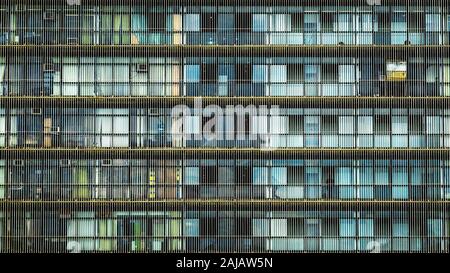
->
[236,13,251,32]
[236,64,252,82]
[148,13,165,31]
[201,13,217,31]
[201,166,217,184]
[201,218,217,236]
[201,63,217,82]
[236,165,251,184]
[236,218,252,236]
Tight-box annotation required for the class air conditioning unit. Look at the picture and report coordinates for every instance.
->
[43,63,54,72]
[44,12,55,20]
[13,160,24,166]
[60,159,71,167]
[31,108,42,115]
[136,64,148,73]
[67,37,79,45]
[101,159,112,166]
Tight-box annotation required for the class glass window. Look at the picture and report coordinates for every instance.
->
[392,116,408,134]
[253,167,269,185]
[304,116,320,134]
[375,167,389,185]
[426,116,441,134]
[339,116,354,134]
[184,65,200,83]
[337,14,352,32]
[184,116,201,134]
[340,219,356,237]
[252,65,268,82]
[149,65,165,83]
[184,14,200,32]
[360,14,375,32]
[304,65,319,82]
[113,111,129,147]
[184,219,199,236]
[184,167,199,185]
[338,65,355,83]
[271,167,287,185]
[392,13,407,31]
[428,219,442,237]
[271,219,287,236]
[393,219,409,237]
[253,219,269,236]
[426,14,441,32]
[252,14,268,32]
[359,219,374,237]
[62,64,79,96]
[270,65,287,83]
[358,116,373,134]
[270,14,291,32]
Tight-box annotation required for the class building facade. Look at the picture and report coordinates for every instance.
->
[0,0,449,253]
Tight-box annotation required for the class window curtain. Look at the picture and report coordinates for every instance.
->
[270,219,287,251]
[184,14,200,32]
[113,109,129,147]
[96,64,113,96]
[0,109,5,147]
[79,64,95,96]
[184,167,199,185]
[336,13,352,32]
[426,14,441,32]
[338,65,355,83]
[252,14,268,32]
[0,59,5,95]
[271,14,291,32]
[426,116,441,134]
[339,116,354,147]
[339,116,354,134]
[113,63,129,96]
[113,13,130,44]
[0,166,4,199]
[62,64,78,96]
[270,65,287,83]
[360,14,376,32]
[304,14,319,44]
[74,167,89,199]
[131,12,147,44]
[100,12,112,44]
[82,14,99,45]
[95,109,113,147]
[443,65,450,96]
[358,116,373,133]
